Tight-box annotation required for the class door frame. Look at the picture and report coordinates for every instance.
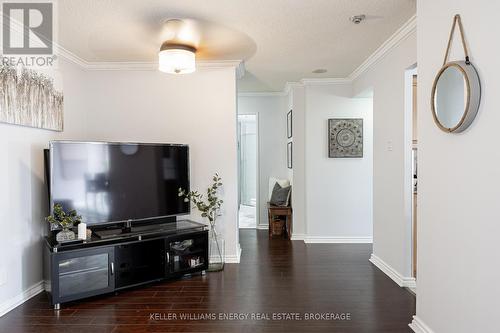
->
[404,65,418,283]
[237,113,260,228]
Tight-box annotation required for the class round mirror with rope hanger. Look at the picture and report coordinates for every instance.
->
[431,14,481,133]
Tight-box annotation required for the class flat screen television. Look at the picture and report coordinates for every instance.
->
[48,141,190,226]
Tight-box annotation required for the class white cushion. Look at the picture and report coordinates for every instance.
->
[268,177,290,200]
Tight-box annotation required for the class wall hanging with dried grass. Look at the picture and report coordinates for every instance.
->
[0,65,63,131]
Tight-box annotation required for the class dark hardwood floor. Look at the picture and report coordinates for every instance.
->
[0,230,415,332]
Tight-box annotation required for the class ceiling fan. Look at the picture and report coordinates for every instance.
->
[158,19,199,74]
[157,18,255,75]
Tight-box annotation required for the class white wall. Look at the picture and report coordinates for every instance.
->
[413,1,500,332]
[304,84,373,241]
[83,68,240,261]
[352,31,417,277]
[238,95,288,228]
[0,59,88,315]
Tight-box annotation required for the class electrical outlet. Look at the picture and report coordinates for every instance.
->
[387,141,393,152]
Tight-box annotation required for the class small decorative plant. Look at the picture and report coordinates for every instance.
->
[46,204,82,229]
[178,173,224,271]
[178,173,223,226]
[46,204,82,242]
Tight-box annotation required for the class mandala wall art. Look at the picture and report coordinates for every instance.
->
[328,118,363,158]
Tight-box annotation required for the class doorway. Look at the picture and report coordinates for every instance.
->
[411,73,418,278]
[238,114,258,228]
[404,65,418,287]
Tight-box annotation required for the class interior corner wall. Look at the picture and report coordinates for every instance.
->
[83,68,239,261]
[237,95,288,228]
[288,85,307,237]
[0,58,88,315]
[304,84,373,240]
[286,91,294,183]
[351,31,416,277]
[416,1,500,332]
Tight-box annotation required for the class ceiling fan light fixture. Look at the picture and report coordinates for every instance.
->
[158,43,196,74]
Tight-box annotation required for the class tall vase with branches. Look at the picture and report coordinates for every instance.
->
[178,173,224,271]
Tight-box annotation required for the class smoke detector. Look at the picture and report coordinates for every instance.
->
[350,15,366,24]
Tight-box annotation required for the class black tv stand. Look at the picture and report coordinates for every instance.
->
[43,220,208,309]
[130,222,182,233]
[94,228,124,239]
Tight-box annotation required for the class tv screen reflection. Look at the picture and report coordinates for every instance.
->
[49,142,190,225]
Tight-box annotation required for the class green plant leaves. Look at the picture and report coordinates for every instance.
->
[46,203,82,229]
[178,173,224,223]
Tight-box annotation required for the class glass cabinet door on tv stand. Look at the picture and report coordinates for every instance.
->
[166,231,208,275]
[50,247,115,308]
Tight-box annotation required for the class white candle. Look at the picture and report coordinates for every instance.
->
[78,222,87,240]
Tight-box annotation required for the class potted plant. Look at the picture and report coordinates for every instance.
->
[179,173,224,271]
[46,204,82,242]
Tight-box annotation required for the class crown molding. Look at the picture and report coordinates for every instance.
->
[55,45,88,68]
[348,14,416,81]
[55,14,415,93]
[265,78,350,96]
[235,61,246,79]
[238,91,287,97]
[274,14,417,95]
[284,81,302,95]
[81,60,243,71]
[300,77,351,85]
[84,61,157,71]
[56,46,244,73]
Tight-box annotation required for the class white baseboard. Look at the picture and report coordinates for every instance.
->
[225,243,242,263]
[369,254,416,288]
[290,234,372,243]
[0,281,45,317]
[409,316,435,333]
[290,233,306,241]
[256,224,269,230]
[304,236,373,244]
[43,279,51,293]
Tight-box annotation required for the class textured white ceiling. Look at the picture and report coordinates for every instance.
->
[58,0,416,92]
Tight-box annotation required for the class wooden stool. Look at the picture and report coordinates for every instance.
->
[267,203,293,240]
